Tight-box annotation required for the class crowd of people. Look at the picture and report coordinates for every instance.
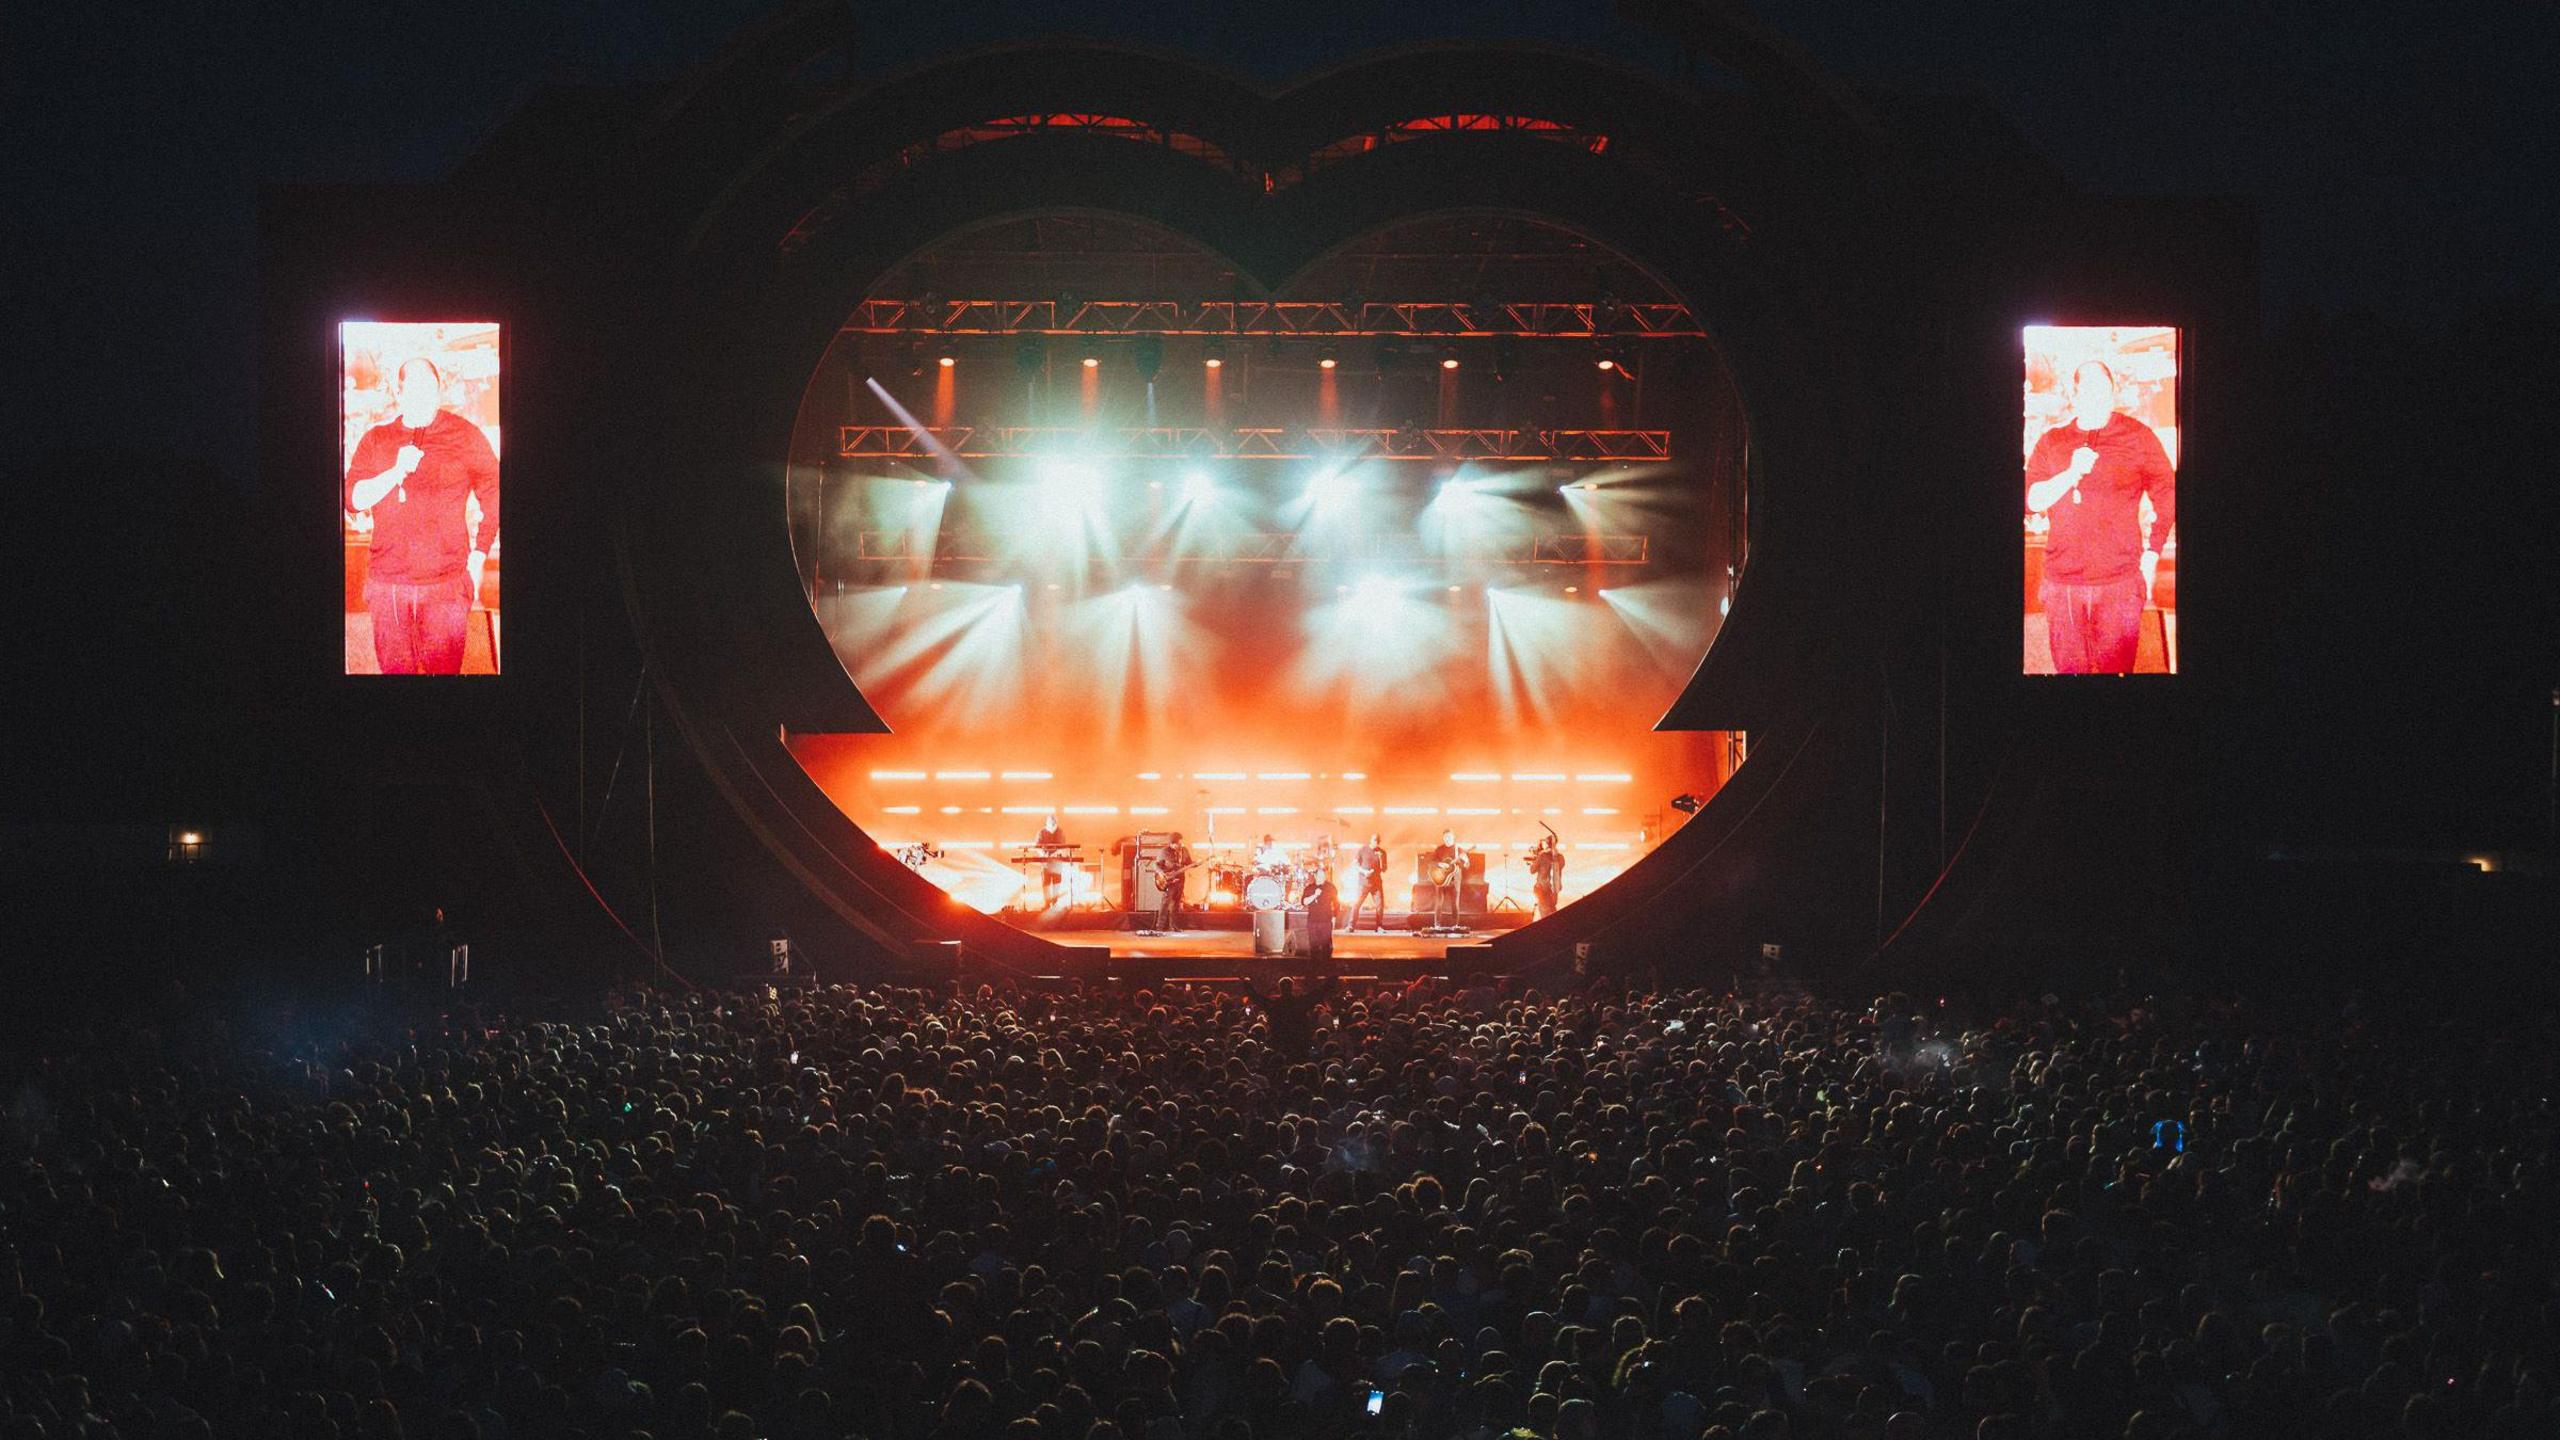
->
[2,976,2553,1440]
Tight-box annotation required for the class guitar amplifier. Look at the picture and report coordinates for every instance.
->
[1406,881,1490,917]
[1121,832,1179,909]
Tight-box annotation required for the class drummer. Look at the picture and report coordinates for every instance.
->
[1252,832,1290,873]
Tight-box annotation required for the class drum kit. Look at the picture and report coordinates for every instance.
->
[1215,845,1333,912]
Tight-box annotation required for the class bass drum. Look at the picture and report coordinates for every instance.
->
[1244,874,1288,911]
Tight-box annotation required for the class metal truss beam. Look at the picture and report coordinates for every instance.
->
[837,425,1673,463]
[841,299,1701,338]
[852,531,1648,566]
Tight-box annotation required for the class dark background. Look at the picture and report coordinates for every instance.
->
[7,1,2556,850]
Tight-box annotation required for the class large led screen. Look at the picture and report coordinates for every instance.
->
[2023,325,2177,675]
[341,321,502,675]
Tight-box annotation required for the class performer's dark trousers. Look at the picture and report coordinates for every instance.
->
[2041,574,2145,674]
[1349,881,1386,931]
[367,573,472,675]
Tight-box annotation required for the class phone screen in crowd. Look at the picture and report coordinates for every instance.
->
[1365,1389,1385,1417]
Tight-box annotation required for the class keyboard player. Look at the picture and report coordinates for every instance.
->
[1033,813,1069,908]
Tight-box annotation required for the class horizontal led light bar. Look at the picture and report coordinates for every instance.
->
[1384,805,1439,815]
[1062,805,1118,815]
[1582,807,1619,815]
[1129,806,1170,815]
[1257,806,1298,815]
[935,770,991,781]
[1574,773,1632,783]
[882,805,922,815]
[871,770,928,781]
[1510,772,1566,782]
[1447,807,1501,815]
[1194,771,1246,781]
[1450,772,1502,782]
[1000,770,1053,781]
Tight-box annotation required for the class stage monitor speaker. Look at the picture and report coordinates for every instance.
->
[1252,908,1288,956]
[1284,906,1334,960]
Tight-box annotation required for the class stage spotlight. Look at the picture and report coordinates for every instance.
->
[1181,468,1218,503]
[1564,585,1580,595]
[1595,357,1616,372]
[1203,335,1229,368]
[1133,334,1164,380]
[1669,793,1703,814]
[1439,347,1461,370]
[1446,583,1462,593]
[1317,344,1339,370]
[938,354,956,368]
[1080,355,1101,369]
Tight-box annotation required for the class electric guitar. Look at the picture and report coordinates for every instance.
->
[1352,849,1385,891]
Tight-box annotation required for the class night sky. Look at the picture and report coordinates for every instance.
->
[7,1,2554,493]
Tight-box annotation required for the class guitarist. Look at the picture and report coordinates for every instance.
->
[1423,828,1468,930]
[1153,832,1195,933]
[1346,833,1390,932]
[1527,830,1565,919]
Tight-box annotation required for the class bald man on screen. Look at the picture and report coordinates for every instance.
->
[2025,361,2175,674]
[345,358,500,674]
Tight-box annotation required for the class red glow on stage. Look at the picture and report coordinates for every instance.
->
[785,213,1748,930]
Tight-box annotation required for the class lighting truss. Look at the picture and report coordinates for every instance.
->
[853,530,1649,566]
[838,425,1673,462]
[839,299,1702,339]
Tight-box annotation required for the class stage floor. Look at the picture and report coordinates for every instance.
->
[1078,926,1501,963]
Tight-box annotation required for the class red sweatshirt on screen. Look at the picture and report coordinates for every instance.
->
[344,410,500,584]
[2025,412,2175,585]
